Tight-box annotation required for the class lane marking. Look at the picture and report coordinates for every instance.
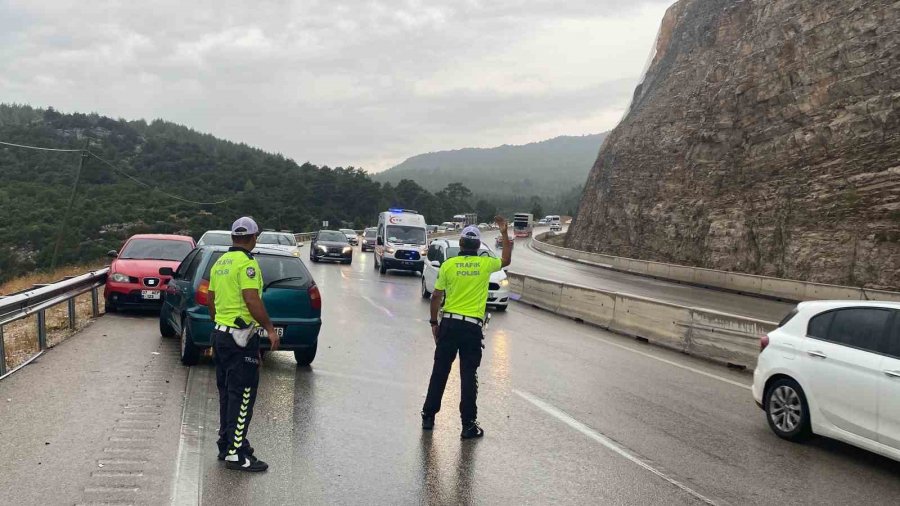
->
[361,295,394,318]
[514,389,718,506]
[512,306,751,391]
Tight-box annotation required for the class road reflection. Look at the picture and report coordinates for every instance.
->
[419,433,478,506]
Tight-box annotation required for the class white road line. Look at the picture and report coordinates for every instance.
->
[513,306,752,390]
[514,389,718,506]
[361,294,394,317]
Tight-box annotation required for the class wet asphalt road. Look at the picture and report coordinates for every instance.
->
[183,246,900,505]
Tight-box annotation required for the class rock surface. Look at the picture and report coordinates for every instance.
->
[568,0,900,290]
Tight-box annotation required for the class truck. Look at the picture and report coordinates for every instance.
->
[451,213,478,229]
[513,213,534,238]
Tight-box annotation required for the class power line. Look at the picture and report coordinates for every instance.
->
[87,151,230,205]
[0,140,83,152]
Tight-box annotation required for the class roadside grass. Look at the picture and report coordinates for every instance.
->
[545,232,567,246]
[2,262,107,373]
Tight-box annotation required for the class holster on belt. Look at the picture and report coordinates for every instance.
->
[232,317,257,348]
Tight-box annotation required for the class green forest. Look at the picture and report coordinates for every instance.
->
[0,104,570,283]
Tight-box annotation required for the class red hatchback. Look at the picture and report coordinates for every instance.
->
[105,234,196,312]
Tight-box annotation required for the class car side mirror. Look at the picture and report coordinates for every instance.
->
[159,267,175,277]
[107,250,118,258]
[430,260,441,268]
[377,237,384,246]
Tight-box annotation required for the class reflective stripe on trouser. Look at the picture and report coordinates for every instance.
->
[212,329,260,459]
[422,318,484,423]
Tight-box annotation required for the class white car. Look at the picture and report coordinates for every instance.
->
[421,239,510,311]
[753,300,900,461]
[197,230,232,246]
[550,222,562,232]
[256,231,302,257]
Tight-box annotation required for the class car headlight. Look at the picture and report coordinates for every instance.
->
[342,246,351,253]
[500,279,509,288]
[110,272,130,283]
[386,246,395,254]
[419,246,428,254]
[318,245,328,252]
[292,250,300,256]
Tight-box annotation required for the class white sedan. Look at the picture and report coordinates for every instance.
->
[420,238,510,311]
[753,300,900,461]
[255,231,302,257]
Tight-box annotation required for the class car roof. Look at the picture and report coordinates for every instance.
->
[797,300,900,311]
[259,231,290,235]
[197,245,295,258]
[129,234,194,242]
[200,230,230,235]
[431,238,490,249]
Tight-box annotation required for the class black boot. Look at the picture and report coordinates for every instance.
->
[461,421,484,439]
[225,454,269,472]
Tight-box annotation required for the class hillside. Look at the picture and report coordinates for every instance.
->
[373,133,607,198]
[0,105,471,283]
[568,0,900,290]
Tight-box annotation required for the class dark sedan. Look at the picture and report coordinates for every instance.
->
[309,230,353,264]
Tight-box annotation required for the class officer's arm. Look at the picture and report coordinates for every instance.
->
[430,289,444,323]
[242,289,279,350]
[496,216,512,267]
[207,290,216,322]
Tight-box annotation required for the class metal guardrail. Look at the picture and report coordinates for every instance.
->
[0,268,109,379]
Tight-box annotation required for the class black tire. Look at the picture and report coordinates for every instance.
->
[105,298,117,313]
[493,305,508,312]
[180,321,201,366]
[294,344,317,366]
[764,377,812,442]
[159,312,176,338]
[310,254,319,263]
[343,258,352,265]
[421,277,431,299]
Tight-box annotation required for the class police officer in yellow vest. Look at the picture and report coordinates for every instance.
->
[422,217,512,438]
[206,216,280,472]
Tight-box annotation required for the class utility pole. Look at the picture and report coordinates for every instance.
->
[50,142,89,270]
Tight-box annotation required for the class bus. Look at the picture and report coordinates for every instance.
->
[513,213,534,238]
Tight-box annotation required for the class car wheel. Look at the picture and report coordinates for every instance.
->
[344,258,352,265]
[180,321,201,366]
[765,378,812,442]
[105,297,117,313]
[159,312,176,338]
[294,344,317,366]
[494,305,508,312]
[311,254,319,263]
[421,277,431,299]
[379,259,387,275]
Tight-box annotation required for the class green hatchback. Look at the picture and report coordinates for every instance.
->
[159,245,322,366]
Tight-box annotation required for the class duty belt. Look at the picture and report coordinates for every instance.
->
[443,313,484,327]
[214,324,237,334]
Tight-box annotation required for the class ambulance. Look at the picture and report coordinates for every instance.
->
[374,209,428,275]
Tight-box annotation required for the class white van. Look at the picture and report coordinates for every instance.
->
[375,209,428,275]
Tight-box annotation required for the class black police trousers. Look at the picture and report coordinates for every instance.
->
[213,329,260,459]
[422,318,484,424]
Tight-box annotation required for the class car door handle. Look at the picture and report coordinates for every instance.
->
[807,350,827,359]
[884,370,900,378]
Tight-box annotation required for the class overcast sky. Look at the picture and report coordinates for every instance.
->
[1,0,672,172]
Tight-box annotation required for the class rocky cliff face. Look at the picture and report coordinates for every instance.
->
[568,0,900,290]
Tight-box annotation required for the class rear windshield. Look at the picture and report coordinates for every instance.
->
[364,230,376,238]
[446,246,495,259]
[199,232,231,246]
[204,252,311,288]
[317,231,348,242]
[120,238,193,261]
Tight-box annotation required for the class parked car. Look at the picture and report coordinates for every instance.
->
[361,227,377,252]
[105,234,196,312]
[310,230,353,264]
[340,228,359,246]
[197,230,232,246]
[159,246,322,366]
[257,231,302,257]
[421,238,510,311]
[753,300,900,461]
[550,222,562,232]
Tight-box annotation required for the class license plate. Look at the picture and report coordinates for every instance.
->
[141,290,160,300]
[259,327,285,338]
[328,252,342,256]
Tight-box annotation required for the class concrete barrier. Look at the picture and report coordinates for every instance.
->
[509,271,777,369]
[531,232,900,303]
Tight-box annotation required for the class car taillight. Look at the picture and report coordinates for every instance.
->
[196,280,210,306]
[309,284,321,310]
[760,334,770,352]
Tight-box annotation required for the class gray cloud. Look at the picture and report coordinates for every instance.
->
[1,0,672,170]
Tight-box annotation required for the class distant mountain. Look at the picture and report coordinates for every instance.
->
[373,133,607,198]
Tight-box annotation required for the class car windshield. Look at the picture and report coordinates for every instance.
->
[198,232,231,246]
[446,246,495,259]
[387,226,426,245]
[317,231,348,242]
[258,233,295,246]
[120,238,193,261]
[364,229,376,238]
[204,252,310,288]
[340,229,356,235]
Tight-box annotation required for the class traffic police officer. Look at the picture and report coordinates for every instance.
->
[206,216,280,472]
[422,217,512,438]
